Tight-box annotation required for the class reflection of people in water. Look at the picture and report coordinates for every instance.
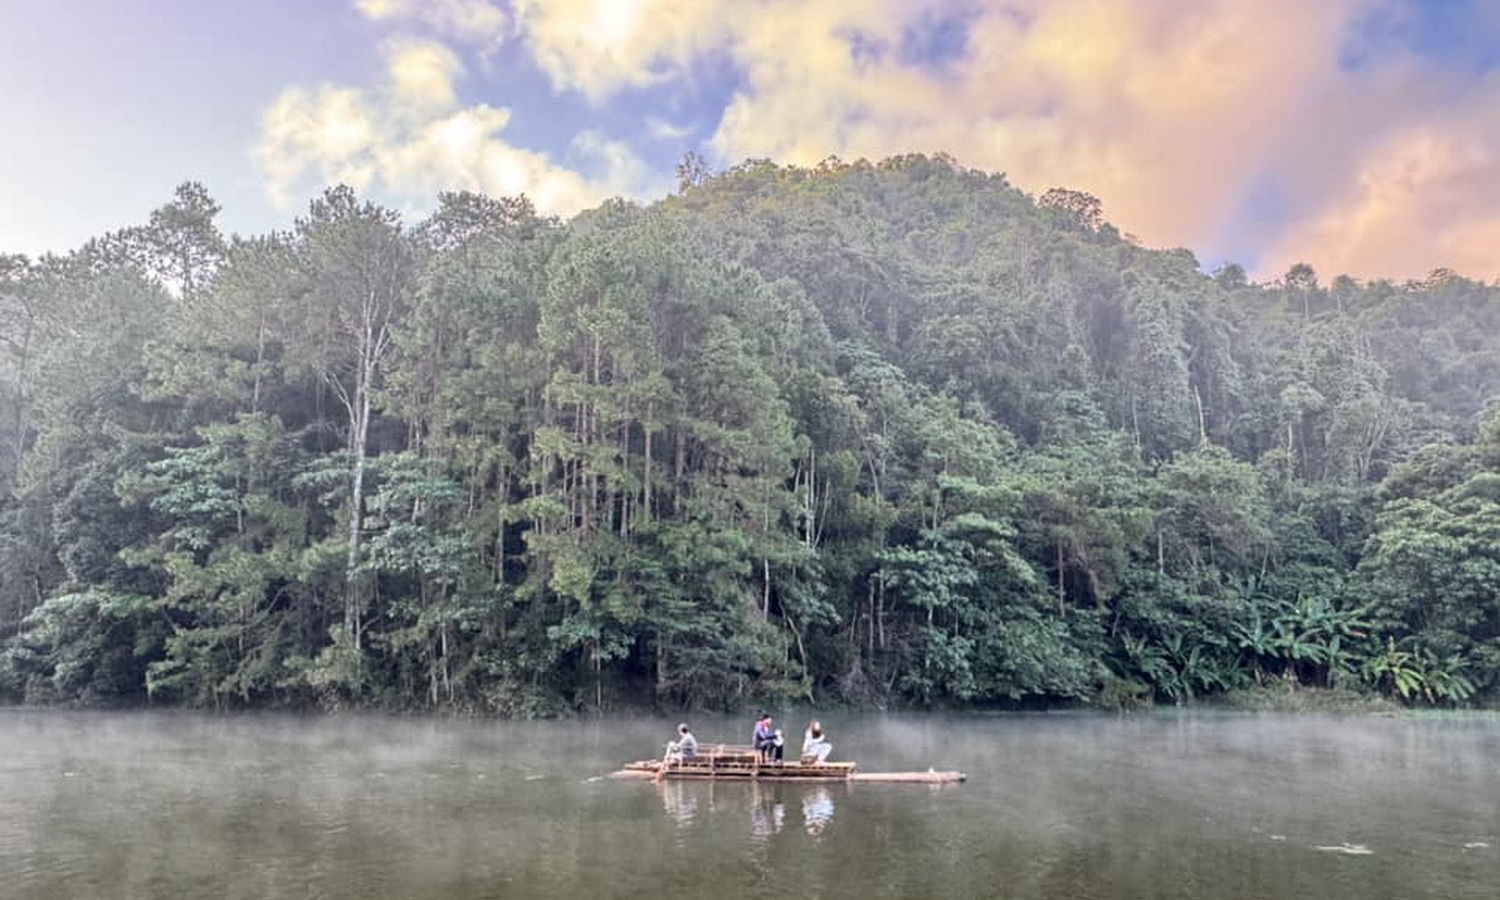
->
[801,721,832,763]
[749,790,786,839]
[659,780,699,826]
[802,786,835,836]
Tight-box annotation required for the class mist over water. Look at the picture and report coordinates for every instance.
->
[1,710,1495,899]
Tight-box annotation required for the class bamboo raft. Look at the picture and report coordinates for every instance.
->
[613,743,966,784]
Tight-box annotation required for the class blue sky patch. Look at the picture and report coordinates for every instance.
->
[839,27,891,72]
[898,7,977,71]
[1340,0,1500,75]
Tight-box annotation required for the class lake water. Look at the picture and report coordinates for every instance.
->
[1,710,1496,899]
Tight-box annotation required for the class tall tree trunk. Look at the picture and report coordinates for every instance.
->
[1056,540,1066,615]
[642,403,653,525]
[588,337,601,534]
[442,621,453,702]
[1192,384,1207,445]
[763,558,771,620]
[494,463,506,583]
[655,631,667,701]
[804,446,816,548]
[619,420,630,537]
[674,427,686,508]
[6,317,31,493]
[251,313,266,414]
[345,362,372,649]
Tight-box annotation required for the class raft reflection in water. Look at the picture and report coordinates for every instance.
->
[657,779,838,839]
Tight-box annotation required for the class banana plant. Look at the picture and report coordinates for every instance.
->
[1363,638,1426,700]
[1263,595,1373,686]
[1271,614,1328,669]
[1233,608,1276,684]
[1416,650,1476,704]
[1161,630,1238,698]
[1118,632,1181,701]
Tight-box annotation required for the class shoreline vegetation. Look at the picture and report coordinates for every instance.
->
[3,155,1500,717]
[0,685,1448,717]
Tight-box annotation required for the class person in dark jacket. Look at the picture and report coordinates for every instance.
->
[753,712,782,763]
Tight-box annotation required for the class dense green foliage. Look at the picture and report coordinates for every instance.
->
[3,157,1500,713]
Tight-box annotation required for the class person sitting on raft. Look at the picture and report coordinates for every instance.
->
[667,723,697,763]
[753,712,783,763]
[802,721,832,763]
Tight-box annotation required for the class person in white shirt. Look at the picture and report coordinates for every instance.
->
[667,723,697,762]
[801,721,832,763]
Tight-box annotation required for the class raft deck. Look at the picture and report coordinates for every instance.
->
[614,743,965,783]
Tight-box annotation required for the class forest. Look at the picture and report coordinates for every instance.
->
[2,153,1499,714]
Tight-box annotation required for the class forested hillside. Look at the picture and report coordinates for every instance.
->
[3,155,1499,714]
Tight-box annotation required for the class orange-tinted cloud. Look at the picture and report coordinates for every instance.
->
[711,0,1369,255]
[506,0,1500,281]
[1261,78,1500,282]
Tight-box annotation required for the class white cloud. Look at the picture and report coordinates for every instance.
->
[257,86,379,207]
[377,104,612,213]
[572,128,674,201]
[386,39,465,111]
[509,0,735,100]
[645,117,695,142]
[355,0,509,45]
[254,39,646,217]
[573,129,644,188]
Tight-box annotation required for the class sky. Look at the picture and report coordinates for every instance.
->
[3,0,1499,282]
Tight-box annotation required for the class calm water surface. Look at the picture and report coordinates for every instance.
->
[1,710,1496,899]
